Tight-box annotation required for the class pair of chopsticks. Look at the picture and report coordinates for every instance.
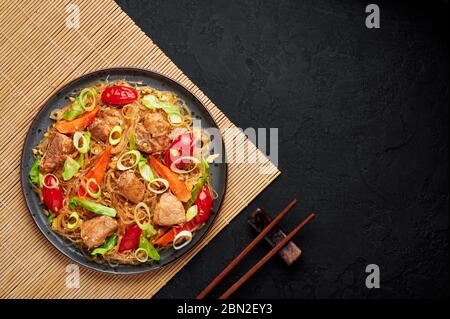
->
[196,199,315,299]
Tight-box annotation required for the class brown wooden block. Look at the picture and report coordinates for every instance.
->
[247,208,302,265]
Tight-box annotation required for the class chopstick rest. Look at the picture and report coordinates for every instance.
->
[248,208,302,265]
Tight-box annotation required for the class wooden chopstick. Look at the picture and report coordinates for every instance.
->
[196,199,299,299]
[219,212,315,299]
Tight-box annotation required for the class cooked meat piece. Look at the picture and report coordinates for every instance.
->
[153,192,186,226]
[40,132,75,172]
[88,107,124,142]
[136,112,171,153]
[116,171,146,204]
[81,216,118,249]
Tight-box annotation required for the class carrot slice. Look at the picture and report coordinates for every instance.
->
[79,145,112,197]
[54,107,99,134]
[149,156,191,202]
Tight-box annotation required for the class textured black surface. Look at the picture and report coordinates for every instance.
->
[115,0,449,298]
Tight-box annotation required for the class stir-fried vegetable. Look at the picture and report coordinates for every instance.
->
[185,205,198,222]
[42,174,63,214]
[69,197,117,217]
[109,125,123,145]
[173,230,193,250]
[62,157,81,181]
[138,157,154,182]
[101,85,138,105]
[66,212,80,229]
[54,107,99,134]
[79,145,112,197]
[116,150,141,171]
[118,224,141,253]
[85,178,101,199]
[29,156,43,187]
[189,157,209,204]
[149,156,191,202]
[142,95,185,127]
[73,132,91,153]
[165,133,194,169]
[139,236,160,261]
[63,88,97,120]
[91,234,117,256]
[129,133,137,150]
[194,185,213,224]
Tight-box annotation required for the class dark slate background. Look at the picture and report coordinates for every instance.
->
[115,0,449,299]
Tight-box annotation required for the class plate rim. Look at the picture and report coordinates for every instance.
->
[20,67,228,275]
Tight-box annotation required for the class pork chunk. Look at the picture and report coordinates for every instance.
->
[40,132,75,172]
[136,112,171,153]
[81,216,118,249]
[153,192,186,226]
[88,108,124,142]
[116,171,145,204]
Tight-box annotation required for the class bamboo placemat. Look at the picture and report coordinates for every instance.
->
[0,0,279,299]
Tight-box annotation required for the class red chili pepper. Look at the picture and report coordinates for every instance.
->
[194,185,213,224]
[118,224,141,253]
[42,175,63,214]
[101,85,138,105]
[164,133,194,169]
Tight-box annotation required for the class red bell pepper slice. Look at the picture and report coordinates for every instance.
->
[194,185,213,224]
[118,224,142,253]
[42,175,63,214]
[164,133,194,169]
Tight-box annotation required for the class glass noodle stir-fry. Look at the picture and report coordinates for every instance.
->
[29,81,216,265]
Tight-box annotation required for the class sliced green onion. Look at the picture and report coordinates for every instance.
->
[139,236,160,261]
[66,211,80,229]
[168,113,183,126]
[62,99,84,121]
[186,205,198,222]
[169,156,200,174]
[62,88,97,120]
[42,173,59,189]
[129,133,137,150]
[48,212,56,225]
[116,150,141,170]
[62,156,81,181]
[77,153,85,166]
[73,131,91,154]
[108,125,123,145]
[85,178,101,199]
[173,230,193,250]
[133,202,157,237]
[189,157,209,205]
[138,158,154,182]
[141,94,158,110]
[134,248,149,263]
[91,233,117,255]
[78,88,97,112]
[29,156,43,187]
[69,197,116,217]
[147,178,169,194]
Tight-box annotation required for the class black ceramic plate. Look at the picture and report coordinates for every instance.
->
[21,68,227,274]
